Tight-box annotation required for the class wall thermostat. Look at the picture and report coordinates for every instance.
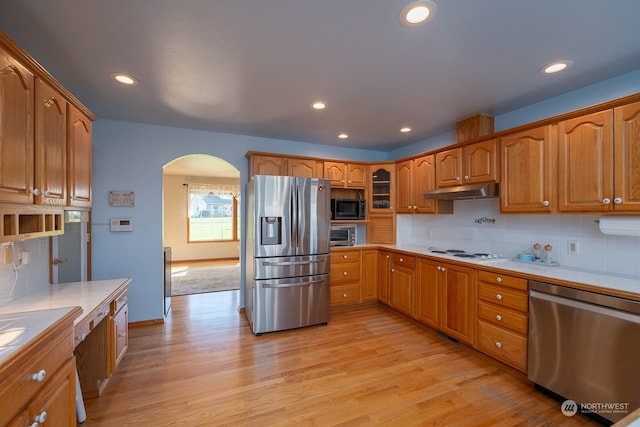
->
[110,218,133,232]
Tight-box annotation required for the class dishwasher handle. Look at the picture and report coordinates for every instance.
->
[529,280,640,315]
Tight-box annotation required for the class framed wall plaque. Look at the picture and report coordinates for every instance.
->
[109,191,135,206]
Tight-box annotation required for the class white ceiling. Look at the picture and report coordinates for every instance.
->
[1,1,639,151]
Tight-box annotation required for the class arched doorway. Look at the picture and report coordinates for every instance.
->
[162,154,241,313]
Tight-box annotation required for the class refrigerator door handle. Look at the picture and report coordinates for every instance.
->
[262,278,326,289]
[290,183,298,249]
[262,259,324,267]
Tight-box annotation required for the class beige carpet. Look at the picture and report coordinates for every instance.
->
[171,264,240,296]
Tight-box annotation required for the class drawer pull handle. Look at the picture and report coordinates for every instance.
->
[34,411,47,423]
[495,315,502,321]
[76,332,87,341]
[495,294,502,301]
[495,342,502,348]
[31,369,46,382]
[496,277,502,283]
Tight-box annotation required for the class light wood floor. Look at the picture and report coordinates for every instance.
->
[83,292,601,426]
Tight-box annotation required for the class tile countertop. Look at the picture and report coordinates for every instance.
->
[0,278,132,326]
[375,244,640,301]
[0,306,80,363]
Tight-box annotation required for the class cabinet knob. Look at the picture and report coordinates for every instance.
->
[76,332,87,341]
[391,268,395,273]
[407,205,412,209]
[542,200,549,206]
[42,190,50,197]
[34,411,47,423]
[31,188,40,196]
[495,342,502,348]
[399,257,404,262]
[603,198,611,205]
[495,294,502,301]
[413,205,417,209]
[436,266,442,271]
[343,255,348,259]
[496,314,502,321]
[343,293,347,298]
[348,180,352,183]
[31,369,46,382]
[464,175,469,180]
[343,271,348,276]
[614,197,623,204]
[386,255,390,259]
[496,277,502,283]
[456,176,461,181]
[119,332,127,338]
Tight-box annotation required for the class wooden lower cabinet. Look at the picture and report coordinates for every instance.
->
[415,257,476,346]
[330,249,362,307]
[361,249,378,302]
[476,270,529,372]
[390,254,416,317]
[0,308,80,427]
[378,251,391,305]
[109,289,129,376]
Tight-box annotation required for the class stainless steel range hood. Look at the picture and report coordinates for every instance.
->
[423,182,500,200]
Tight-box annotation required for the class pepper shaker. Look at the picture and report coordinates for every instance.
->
[533,243,541,261]
[543,244,553,264]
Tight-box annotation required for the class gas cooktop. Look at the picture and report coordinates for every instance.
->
[427,248,505,261]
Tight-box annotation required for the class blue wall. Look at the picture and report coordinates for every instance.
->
[92,68,640,322]
[91,124,386,322]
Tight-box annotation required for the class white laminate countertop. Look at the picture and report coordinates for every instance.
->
[0,278,132,326]
[0,306,78,363]
[374,244,640,299]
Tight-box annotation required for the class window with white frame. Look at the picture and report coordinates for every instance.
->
[187,183,240,242]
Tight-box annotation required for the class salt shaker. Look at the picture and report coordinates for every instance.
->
[543,244,553,264]
[533,243,541,261]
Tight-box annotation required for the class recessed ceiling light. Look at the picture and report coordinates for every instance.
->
[400,127,412,133]
[338,133,349,139]
[112,73,138,85]
[539,60,573,75]
[400,1,437,26]
[312,101,327,110]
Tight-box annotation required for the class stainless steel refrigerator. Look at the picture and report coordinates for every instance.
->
[245,175,331,335]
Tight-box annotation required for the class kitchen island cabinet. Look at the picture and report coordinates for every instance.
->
[0,278,131,399]
[0,307,81,427]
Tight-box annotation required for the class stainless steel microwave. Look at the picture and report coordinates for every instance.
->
[331,199,366,220]
[330,225,357,246]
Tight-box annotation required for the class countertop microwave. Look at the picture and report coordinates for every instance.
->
[331,199,366,220]
[330,225,357,246]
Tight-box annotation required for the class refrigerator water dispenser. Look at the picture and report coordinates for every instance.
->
[261,217,282,245]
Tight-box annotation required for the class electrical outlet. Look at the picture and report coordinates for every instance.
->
[3,245,13,264]
[567,240,579,254]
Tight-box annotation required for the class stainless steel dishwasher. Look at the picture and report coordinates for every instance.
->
[528,280,640,424]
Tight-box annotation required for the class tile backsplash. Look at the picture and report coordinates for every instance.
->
[0,239,50,306]
[396,198,640,279]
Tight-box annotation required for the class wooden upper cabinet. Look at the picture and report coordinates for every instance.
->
[558,110,614,212]
[463,138,499,184]
[500,125,555,213]
[287,157,322,178]
[249,154,287,176]
[67,104,92,207]
[369,163,394,213]
[435,147,463,187]
[248,153,322,178]
[35,79,67,206]
[324,161,367,188]
[435,139,498,188]
[0,46,34,204]
[397,155,452,214]
[614,101,640,212]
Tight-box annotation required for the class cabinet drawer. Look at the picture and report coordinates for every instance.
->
[330,250,360,264]
[477,270,527,291]
[0,328,73,425]
[478,301,528,335]
[330,262,361,285]
[392,253,415,269]
[330,284,361,306]
[111,289,128,315]
[73,317,92,346]
[478,320,527,372]
[478,282,528,312]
